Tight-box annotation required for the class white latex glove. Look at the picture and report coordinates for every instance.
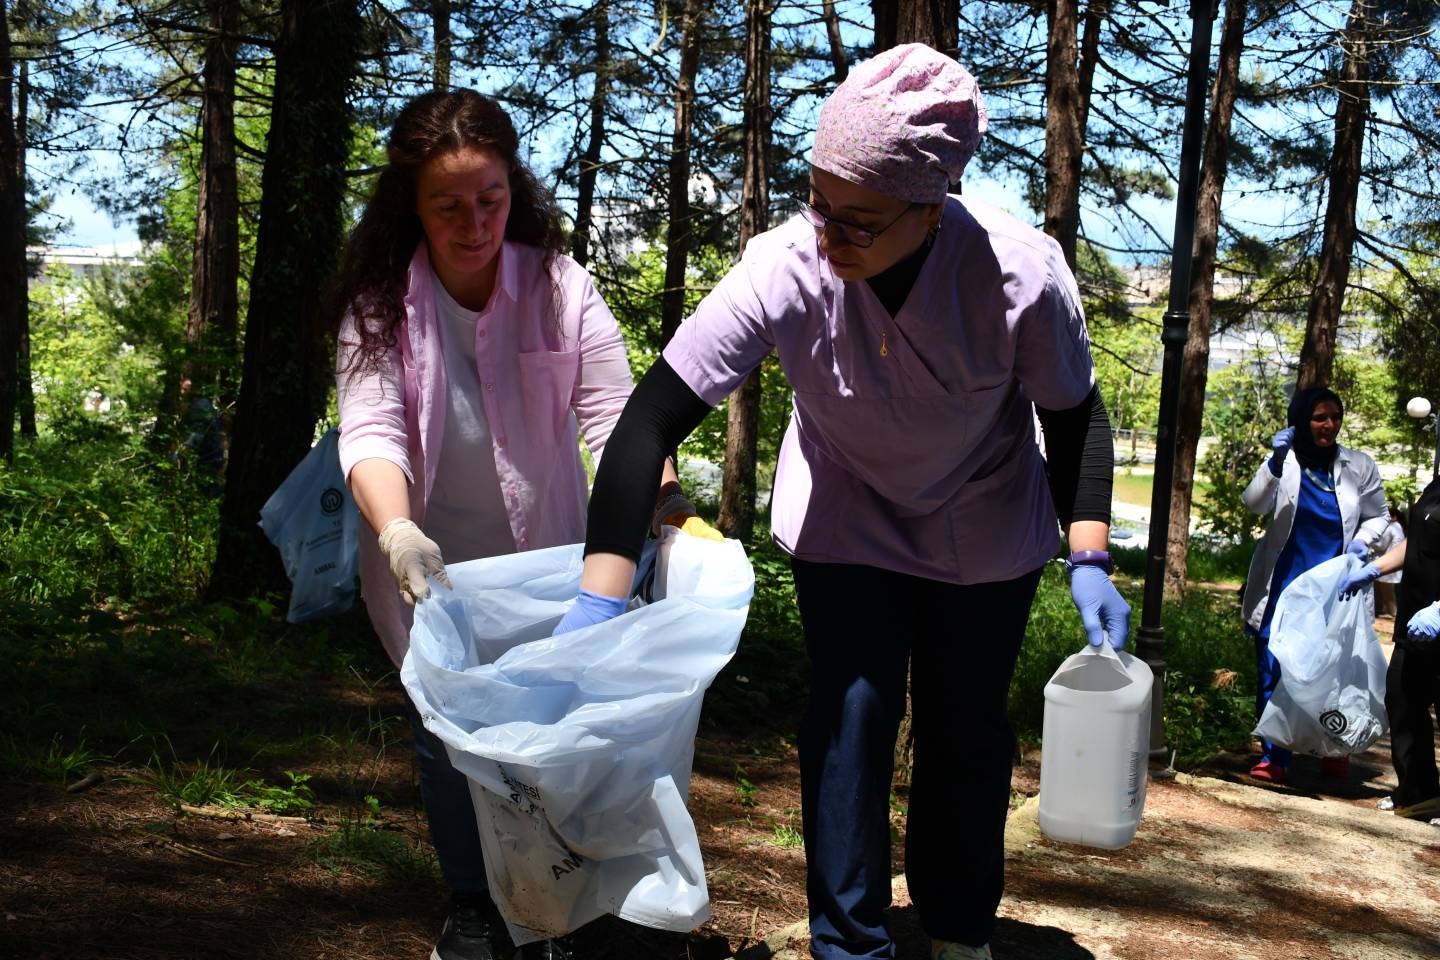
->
[377,517,451,605]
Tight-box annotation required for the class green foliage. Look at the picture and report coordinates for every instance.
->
[1385,475,1420,511]
[29,264,168,435]
[701,538,808,732]
[733,763,759,807]
[308,807,441,884]
[1333,336,1409,456]
[766,809,804,849]
[1196,360,1292,542]
[0,430,218,606]
[136,742,318,815]
[1088,306,1163,444]
[139,743,251,809]
[0,732,100,785]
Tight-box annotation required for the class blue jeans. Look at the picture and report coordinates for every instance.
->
[791,559,1043,959]
[407,702,489,894]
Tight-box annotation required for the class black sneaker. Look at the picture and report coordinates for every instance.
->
[431,892,511,960]
[514,937,576,959]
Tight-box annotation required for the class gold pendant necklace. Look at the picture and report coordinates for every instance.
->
[880,331,888,357]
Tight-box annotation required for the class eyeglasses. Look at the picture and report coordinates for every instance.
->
[797,199,916,249]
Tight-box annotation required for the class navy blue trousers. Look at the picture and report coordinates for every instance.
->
[1248,628,1293,768]
[406,701,490,894]
[792,559,1043,959]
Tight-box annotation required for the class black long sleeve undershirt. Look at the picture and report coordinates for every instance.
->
[1036,385,1114,528]
[585,358,712,563]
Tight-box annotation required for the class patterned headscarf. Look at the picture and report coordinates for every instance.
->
[810,43,987,204]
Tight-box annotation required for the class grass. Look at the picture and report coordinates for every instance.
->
[0,732,102,785]
[308,801,441,884]
[1110,467,1215,511]
[767,810,804,849]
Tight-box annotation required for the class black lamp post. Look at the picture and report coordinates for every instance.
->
[1134,0,1218,764]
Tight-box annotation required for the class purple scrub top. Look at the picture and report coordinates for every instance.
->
[663,195,1096,585]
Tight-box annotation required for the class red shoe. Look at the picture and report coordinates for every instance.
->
[1249,759,1287,783]
[1320,756,1351,779]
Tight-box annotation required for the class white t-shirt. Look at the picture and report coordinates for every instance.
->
[425,270,517,563]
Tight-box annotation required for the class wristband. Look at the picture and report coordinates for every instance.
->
[1065,549,1113,576]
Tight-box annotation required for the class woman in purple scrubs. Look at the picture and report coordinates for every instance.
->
[557,45,1128,960]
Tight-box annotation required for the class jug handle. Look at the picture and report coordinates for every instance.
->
[1081,639,1132,677]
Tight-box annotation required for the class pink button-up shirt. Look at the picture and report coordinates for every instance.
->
[337,242,632,665]
[664,196,1095,585]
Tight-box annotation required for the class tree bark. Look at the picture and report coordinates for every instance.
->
[210,0,360,599]
[181,0,239,406]
[431,0,450,91]
[570,0,608,268]
[0,0,22,462]
[659,0,703,347]
[872,0,957,52]
[1077,0,1104,138]
[14,0,31,437]
[1296,0,1370,391]
[821,0,848,82]
[1043,0,1082,271]
[1164,0,1247,599]
[717,0,771,543]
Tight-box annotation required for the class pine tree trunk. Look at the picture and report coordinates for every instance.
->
[716,0,771,544]
[431,0,450,90]
[1077,0,1104,136]
[0,0,21,462]
[1165,0,1247,598]
[659,0,703,347]
[1043,0,1082,271]
[872,0,958,52]
[210,0,360,599]
[821,0,848,82]
[1297,0,1370,391]
[182,0,240,406]
[571,0,608,268]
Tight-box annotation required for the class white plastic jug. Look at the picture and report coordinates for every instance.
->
[1037,642,1154,850]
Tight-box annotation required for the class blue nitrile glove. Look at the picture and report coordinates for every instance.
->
[553,588,628,636]
[1267,426,1295,477]
[1345,538,1370,560]
[1069,565,1132,650]
[1338,562,1381,599]
[1406,601,1440,642]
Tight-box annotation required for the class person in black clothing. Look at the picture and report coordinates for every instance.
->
[1389,475,1440,821]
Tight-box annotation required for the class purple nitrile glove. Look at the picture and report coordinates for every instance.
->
[1069,565,1132,651]
[1338,562,1381,599]
[1345,538,1370,560]
[1407,601,1440,642]
[1267,426,1295,477]
[552,588,628,636]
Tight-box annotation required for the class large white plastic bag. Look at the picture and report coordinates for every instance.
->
[1254,554,1388,756]
[257,428,360,623]
[401,531,754,945]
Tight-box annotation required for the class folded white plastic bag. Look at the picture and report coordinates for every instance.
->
[257,428,360,623]
[401,531,754,945]
[1254,554,1388,756]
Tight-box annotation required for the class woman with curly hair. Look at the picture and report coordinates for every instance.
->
[332,89,710,960]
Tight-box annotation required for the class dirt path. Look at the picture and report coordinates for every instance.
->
[4,635,1437,959]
